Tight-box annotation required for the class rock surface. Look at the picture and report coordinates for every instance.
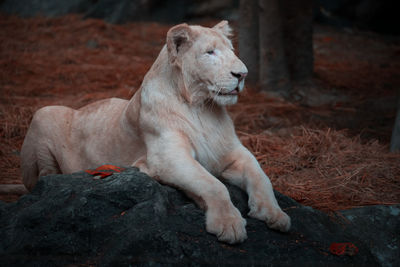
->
[0,168,397,266]
[340,205,400,267]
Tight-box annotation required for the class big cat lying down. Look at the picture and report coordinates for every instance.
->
[21,21,290,244]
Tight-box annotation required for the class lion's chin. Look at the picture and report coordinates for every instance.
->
[212,95,238,106]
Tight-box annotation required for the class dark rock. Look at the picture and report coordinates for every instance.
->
[83,0,190,24]
[0,168,388,266]
[0,0,93,18]
[0,0,174,23]
[0,0,216,24]
[340,205,400,267]
[315,0,399,35]
[83,0,150,24]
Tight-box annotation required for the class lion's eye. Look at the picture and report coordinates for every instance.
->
[206,50,215,55]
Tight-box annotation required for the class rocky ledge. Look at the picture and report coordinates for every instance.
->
[0,168,398,266]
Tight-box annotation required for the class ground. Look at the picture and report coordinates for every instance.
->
[0,14,399,210]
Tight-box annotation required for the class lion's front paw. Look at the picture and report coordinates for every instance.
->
[248,204,291,232]
[206,206,247,244]
[266,210,291,232]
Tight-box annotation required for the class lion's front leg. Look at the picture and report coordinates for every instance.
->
[222,145,291,232]
[144,132,247,244]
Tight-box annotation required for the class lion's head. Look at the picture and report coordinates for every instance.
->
[167,21,248,106]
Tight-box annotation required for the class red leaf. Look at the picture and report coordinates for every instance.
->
[85,165,125,179]
[94,164,125,172]
[329,242,359,256]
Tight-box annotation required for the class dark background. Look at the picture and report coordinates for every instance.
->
[1,0,399,35]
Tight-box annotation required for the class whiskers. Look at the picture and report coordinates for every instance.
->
[188,79,238,110]
[210,86,224,109]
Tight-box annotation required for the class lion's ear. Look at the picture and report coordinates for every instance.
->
[167,23,193,65]
[213,20,232,37]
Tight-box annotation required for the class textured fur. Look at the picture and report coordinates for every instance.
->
[21,21,290,244]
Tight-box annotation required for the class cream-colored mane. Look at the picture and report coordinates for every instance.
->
[21,21,290,244]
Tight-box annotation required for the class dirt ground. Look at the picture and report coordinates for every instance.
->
[0,14,399,210]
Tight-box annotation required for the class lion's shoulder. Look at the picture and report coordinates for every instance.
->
[78,97,127,113]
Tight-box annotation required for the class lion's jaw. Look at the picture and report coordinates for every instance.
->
[167,21,248,106]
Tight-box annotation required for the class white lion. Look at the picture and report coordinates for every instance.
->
[21,21,290,244]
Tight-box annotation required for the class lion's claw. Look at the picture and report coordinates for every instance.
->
[206,206,247,244]
[248,203,291,232]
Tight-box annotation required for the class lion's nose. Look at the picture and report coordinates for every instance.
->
[231,71,248,82]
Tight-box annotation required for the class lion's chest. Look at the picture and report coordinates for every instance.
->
[186,111,238,176]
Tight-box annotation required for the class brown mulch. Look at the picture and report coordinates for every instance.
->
[0,14,399,211]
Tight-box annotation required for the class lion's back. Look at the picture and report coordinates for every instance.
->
[27,97,128,138]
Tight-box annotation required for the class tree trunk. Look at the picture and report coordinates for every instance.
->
[239,0,314,96]
[390,94,400,152]
[258,0,291,95]
[282,0,314,82]
[238,0,259,83]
